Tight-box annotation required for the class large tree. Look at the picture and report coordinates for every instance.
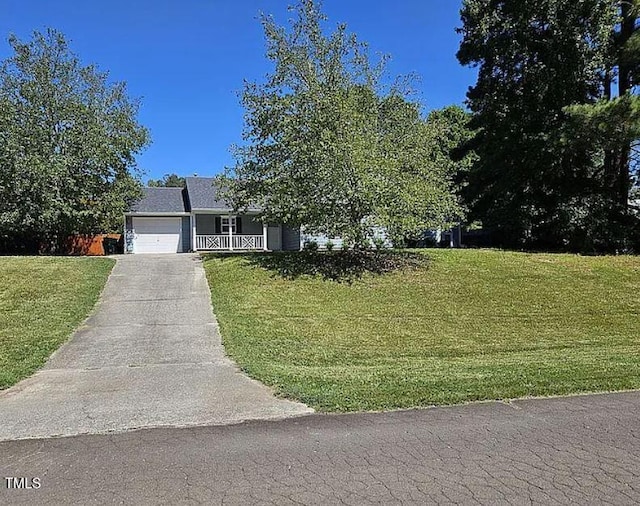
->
[217,0,461,247]
[458,0,639,251]
[565,1,640,212]
[0,29,149,253]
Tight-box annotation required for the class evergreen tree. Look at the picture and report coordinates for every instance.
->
[458,0,639,251]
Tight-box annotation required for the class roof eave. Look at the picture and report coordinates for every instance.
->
[125,212,191,216]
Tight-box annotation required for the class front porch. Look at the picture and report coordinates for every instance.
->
[193,214,268,251]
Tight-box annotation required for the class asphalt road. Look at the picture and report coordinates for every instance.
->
[1,391,639,505]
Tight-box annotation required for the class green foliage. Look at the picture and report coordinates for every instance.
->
[303,240,319,251]
[148,173,186,187]
[325,240,334,251]
[217,0,461,247]
[423,105,477,214]
[0,29,149,252]
[457,0,640,252]
[372,236,386,250]
[425,105,476,177]
[565,94,640,149]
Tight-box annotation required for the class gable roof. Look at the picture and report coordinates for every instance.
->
[127,177,261,214]
[130,187,189,213]
[185,177,231,210]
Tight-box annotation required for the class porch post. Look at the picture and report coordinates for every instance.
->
[229,214,234,251]
[262,222,268,251]
[191,213,196,251]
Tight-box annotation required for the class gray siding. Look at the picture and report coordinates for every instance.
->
[267,225,282,251]
[301,226,391,250]
[282,226,301,251]
[241,216,262,235]
[181,217,191,252]
[195,214,262,235]
[195,215,217,235]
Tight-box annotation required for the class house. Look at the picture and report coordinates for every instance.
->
[124,177,301,254]
[299,226,392,250]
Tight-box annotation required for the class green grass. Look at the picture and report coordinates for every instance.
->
[203,250,640,412]
[0,256,115,389]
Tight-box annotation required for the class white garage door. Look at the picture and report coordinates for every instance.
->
[132,217,183,254]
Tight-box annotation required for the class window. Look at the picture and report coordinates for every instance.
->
[221,216,236,234]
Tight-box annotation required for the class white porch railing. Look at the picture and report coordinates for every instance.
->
[196,234,264,251]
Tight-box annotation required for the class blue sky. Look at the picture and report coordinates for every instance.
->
[1,1,476,182]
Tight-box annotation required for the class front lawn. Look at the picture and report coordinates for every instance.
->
[203,250,640,412]
[0,257,115,389]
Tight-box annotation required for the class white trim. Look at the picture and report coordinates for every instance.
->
[228,215,234,250]
[262,222,268,251]
[195,234,264,251]
[221,216,237,234]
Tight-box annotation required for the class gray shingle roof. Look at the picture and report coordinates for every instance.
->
[128,177,261,214]
[185,177,231,210]
[130,187,189,213]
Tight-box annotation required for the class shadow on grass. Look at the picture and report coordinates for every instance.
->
[204,250,428,282]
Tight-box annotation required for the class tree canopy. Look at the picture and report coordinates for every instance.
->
[217,0,462,247]
[457,0,640,252]
[148,173,186,188]
[0,29,149,253]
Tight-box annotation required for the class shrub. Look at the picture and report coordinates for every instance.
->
[373,237,386,250]
[303,240,319,251]
[422,236,437,248]
[392,236,406,249]
[325,240,334,251]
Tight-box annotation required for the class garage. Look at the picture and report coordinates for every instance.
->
[132,217,183,254]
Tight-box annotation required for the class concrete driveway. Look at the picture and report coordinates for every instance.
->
[0,254,311,441]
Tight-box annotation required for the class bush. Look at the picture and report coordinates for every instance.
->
[325,240,334,251]
[303,240,319,251]
[372,237,386,250]
[422,236,437,248]
[392,236,406,249]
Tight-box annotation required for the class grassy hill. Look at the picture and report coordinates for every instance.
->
[204,249,640,412]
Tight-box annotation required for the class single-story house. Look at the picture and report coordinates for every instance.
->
[124,177,301,254]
